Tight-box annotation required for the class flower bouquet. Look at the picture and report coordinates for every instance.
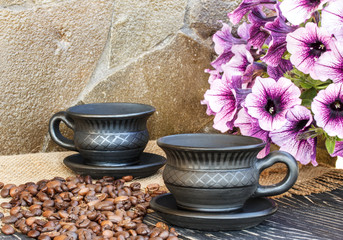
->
[202,0,343,166]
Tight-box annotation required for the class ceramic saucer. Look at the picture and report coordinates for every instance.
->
[150,193,277,231]
[63,153,166,179]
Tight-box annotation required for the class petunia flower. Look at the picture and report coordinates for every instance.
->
[245,77,302,131]
[211,22,249,72]
[331,141,343,158]
[235,107,271,158]
[286,22,333,80]
[270,106,318,166]
[228,0,277,25]
[315,40,343,83]
[322,0,343,41]
[262,3,298,66]
[247,7,274,49]
[312,83,343,139]
[223,44,266,87]
[201,69,222,115]
[202,75,250,132]
[223,44,254,77]
[211,52,235,72]
[267,59,293,80]
[212,22,245,55]
[279,0,330,25]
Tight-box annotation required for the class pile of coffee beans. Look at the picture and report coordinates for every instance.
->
[0,175,178,240]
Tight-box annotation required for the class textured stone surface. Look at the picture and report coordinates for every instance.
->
[110,0,187,67]
[0,0,113,155]
[85,33,213,140]
[188,0,240,39]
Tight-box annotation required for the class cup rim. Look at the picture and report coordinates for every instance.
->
[66,102,155,118]
[157,133,266,151]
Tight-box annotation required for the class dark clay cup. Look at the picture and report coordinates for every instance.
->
[49,102,155,166]
[157,133,298,212]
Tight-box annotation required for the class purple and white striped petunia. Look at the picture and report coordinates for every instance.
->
[286,22,333,80]
[312,83,343,139]
[270,106,317,166]
[247,7,274,49]
[202,75,250,132]
[212,22,245,55]
[211,22,249,72]
[245,77,302,131]
[223,44,254,77]
[235,107,271,158]
[331,141,343,158]
[279,0,330,25]
[267,59,293,80]
[228,0,277,25]
[321,0,343,41]
[315,40,343,83]
[262,3,298,66]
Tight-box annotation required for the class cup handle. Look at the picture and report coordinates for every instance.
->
[48,111,76,151]
[253,151,299,197]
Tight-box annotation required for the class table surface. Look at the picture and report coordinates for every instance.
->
[1,187,343,240]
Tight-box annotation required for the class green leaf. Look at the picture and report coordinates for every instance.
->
[300,87,317,106]
[325,138,336,154]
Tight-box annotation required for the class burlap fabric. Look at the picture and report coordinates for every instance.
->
[1,141,343,198]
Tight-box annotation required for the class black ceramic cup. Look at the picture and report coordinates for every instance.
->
[49,102,155,166]
[157,133,298,212]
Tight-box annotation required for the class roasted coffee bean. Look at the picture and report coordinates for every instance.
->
[27,229,40,238]
[75,217,91,228]
[3,184,16,190]
[0,182,4,189]
[1,202,12,209]
[1,224,15,235]
[19,223,31,234]
[130,182,141,191]
[38,234,52,240]
[26,216,37,226]
[1,215,18,224]
[37,192,49,201]
[10,206,21,215]
[0,212,4,219]
[122,175,134,182]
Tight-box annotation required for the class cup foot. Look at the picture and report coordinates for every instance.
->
[79,147,144,166]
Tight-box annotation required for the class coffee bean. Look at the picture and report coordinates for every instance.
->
[1,202,12,209]
[0,182,4,189]
[0,212,4,219]
[27,229,40,238]
[26,216,37,226]
[1,224,15,235]
[159,230,170,239]
[38,235,52,240]
[122,175,134,182]
[3,184,16,190]
[130,182,141,191]
[1,215,18,224]
[167,236,179,240]
[75,217,91,228]
[19,223,31,234]
[102,229,114,238]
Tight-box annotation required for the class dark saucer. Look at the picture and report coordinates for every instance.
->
[150,193,277,231]
[63,153,166,179]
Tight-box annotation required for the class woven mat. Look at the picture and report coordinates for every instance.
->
[1,141,343,198]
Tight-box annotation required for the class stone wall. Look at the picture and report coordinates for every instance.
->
[0,0,239,155]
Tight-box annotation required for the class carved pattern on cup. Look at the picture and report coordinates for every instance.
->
[75,131,149,150]
[163,165,258,188]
